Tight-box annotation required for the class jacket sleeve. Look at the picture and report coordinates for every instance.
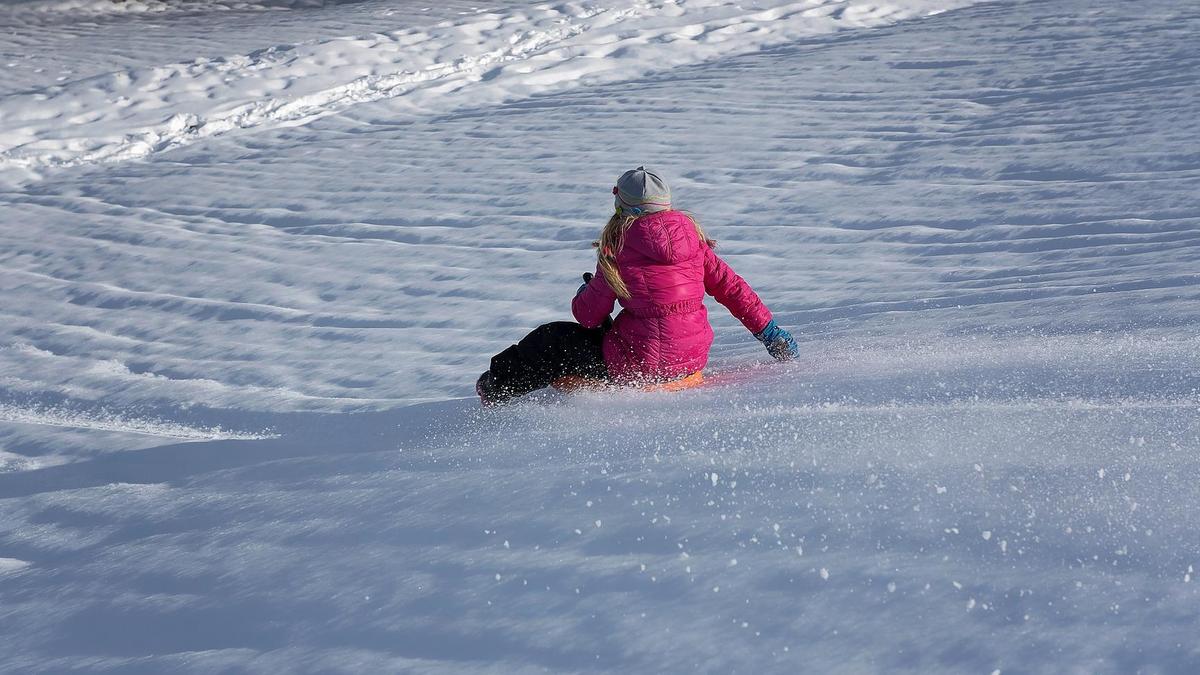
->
[703,246,773,334]
[572,265,617,328]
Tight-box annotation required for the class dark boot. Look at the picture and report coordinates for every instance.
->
[476,371,505,407]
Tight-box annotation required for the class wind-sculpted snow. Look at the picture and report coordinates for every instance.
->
[2,0,1196,414]
[1,0,1199,671]
[0,340,1197,672]
[0,0,983,182]
[6,0,336,9]
[0,1,494,92]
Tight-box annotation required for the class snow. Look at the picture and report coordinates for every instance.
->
[0,557,30,575]
[2,0,1200,671]
[0,0,982,183]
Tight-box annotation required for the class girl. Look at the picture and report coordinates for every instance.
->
[476,166,798,405]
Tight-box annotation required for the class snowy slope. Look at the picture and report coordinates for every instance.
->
[2,0,1200,672]
[0,0,978,183]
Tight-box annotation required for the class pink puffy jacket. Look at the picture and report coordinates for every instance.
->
[572,210,773,381]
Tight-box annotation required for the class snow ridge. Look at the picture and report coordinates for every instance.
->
[0,402,277,441]
[0,0,983,183]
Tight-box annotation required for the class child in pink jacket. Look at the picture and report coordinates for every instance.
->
[476,166,797,405]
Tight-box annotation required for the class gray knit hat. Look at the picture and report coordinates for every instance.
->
[613,166,671,215]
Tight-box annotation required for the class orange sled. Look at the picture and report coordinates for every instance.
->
[550,370,705,394]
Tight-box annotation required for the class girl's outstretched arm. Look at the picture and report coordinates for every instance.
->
[572,266,617,328]
[702,246,772,334]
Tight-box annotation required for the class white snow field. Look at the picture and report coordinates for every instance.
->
[2,0,1199,671]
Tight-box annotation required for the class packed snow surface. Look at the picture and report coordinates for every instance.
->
[1,0,1199,672]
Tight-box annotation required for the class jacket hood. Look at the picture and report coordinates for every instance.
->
[622,210,702,264]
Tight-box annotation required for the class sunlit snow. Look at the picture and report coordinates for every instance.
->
[1,0,1198,672]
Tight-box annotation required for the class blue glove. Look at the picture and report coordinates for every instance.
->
[576,272,593,297]
[754,319,799,362]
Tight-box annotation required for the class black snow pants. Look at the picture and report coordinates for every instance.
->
[486,321,609,401]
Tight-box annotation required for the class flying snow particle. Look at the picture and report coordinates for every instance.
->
[819,568,829,580]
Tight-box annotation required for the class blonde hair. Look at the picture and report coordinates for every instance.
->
[593,210,714,299]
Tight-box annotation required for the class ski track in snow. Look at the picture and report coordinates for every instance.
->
[1,0,1200,671]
